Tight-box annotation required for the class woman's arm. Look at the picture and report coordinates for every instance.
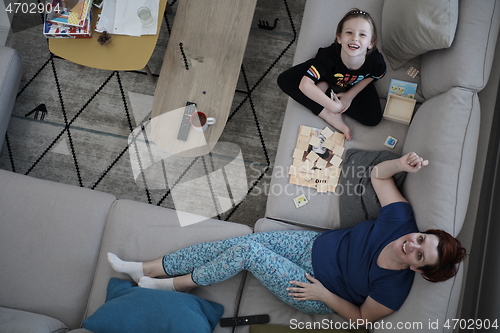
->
[288,274,393,323]
[371,152,429,207]
[299,76,343,113]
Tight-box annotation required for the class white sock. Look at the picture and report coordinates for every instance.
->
[139,276,176,291]
[107,252,144,283]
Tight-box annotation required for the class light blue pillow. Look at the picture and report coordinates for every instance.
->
[83,278,224,333]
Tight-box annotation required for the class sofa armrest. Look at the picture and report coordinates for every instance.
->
[0,170,117,329]
[0,46,23,150]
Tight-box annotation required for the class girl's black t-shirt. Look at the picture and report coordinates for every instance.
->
[304,43,386,92]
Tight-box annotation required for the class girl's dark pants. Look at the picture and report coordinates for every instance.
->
[277,59,383,126]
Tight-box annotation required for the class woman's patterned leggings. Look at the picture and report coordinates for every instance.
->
[162,230,333,314]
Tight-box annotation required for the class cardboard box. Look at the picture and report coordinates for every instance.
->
[383,94,416,125]
[387,79,417,99]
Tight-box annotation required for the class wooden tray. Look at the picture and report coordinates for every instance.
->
[383,94,416,125]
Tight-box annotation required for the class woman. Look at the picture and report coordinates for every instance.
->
[108,152,466,323]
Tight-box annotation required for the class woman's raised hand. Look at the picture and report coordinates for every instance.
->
[399,152,429,173]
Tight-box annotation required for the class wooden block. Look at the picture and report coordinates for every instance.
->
[293,193,309,208]
[384,136,398,149]
[313,168,325,179]
[332,145,345,157]
[293,148,304,160]
[297,177,308,186]
[289,165,298,176]
[321,127,334,139]
[304,160,315,170]
[316,158,328,169]
[317,182,328,193]
[298,134,311,142]
[307,181,317,189]
[309,135,321,147]
[322,167,331,178]
[299,160,314,172]
[300,125,312,136]
[330,155,342,167]
[328,175,339,187]
[293,159,303,168]
[328,185,337,192]
[332,131,345,144]
[315,170,329,181]
[306,150,319,163]
[289,175,300,185]
[322,138,335,150]
[298,177,314,187]
[406,66,419,78]
[297,139,309,151]
[297,170,312,181]
[329,165,341,178]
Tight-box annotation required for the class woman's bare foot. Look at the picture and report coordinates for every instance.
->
[318,110,352,140]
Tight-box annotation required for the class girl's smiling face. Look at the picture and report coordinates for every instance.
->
[337,17,374,56]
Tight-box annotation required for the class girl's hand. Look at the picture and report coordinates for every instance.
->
[287,274,329,302]
[399,152,429,173]
[335,92,353,113]
[329,91,344,114]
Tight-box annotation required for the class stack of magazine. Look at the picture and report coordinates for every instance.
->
[44,0,93,38]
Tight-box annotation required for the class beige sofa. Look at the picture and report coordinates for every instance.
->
[0,46,22,149]
[1,0,500,332]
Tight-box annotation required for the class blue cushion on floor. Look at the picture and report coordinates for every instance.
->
[83,278,224,333]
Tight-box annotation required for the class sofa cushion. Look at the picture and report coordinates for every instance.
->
[84,199,252,333]
[83,278,223,333]
[382,0,459,70]
[402,87,480,236]
[0,46,23,150]
[0,307,68,333]
[0,170,117,329]
[421,0,500,97]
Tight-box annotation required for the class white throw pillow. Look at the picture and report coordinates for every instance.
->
[382,0,459,69]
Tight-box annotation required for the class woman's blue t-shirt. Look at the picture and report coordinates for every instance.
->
[311,202,418,311]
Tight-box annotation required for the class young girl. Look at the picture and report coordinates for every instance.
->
[108,152,466,323]
[278,9,386,140]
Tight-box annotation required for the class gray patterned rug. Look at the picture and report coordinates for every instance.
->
[0,0,305,227]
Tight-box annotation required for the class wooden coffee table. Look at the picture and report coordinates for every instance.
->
[48,0,168,72]
[151,0,257,157]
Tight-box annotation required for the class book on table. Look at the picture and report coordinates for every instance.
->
[46,0,93,28]
[44,4,92,38]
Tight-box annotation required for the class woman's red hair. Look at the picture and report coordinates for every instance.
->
[419,229,467,282]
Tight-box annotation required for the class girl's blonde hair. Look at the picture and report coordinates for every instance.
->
[335,8,378,54]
